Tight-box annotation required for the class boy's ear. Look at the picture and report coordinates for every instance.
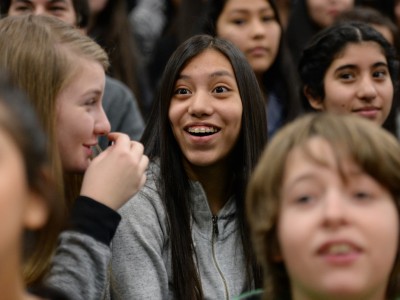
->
[304,86,324,111]
[24,191,48,230]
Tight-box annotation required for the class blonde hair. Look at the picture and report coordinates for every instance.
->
[0,15,109,286]
[246,113,400,300]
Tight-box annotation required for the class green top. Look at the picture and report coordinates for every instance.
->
[233,289,263,300]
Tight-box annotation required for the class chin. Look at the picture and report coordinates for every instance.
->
[321,281,367,298]
[64,161,89,174]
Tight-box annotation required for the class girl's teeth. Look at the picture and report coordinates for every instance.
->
[327,244,352,255]
[188,127,217,133]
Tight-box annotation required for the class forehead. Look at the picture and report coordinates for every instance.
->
[179,49,235,76]
[223,0,273,12]
[285,137,358,178]
[329,41,387,67]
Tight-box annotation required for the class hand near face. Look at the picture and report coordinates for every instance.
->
[80,132,148,210]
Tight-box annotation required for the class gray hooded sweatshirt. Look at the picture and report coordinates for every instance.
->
[108,161,251,299]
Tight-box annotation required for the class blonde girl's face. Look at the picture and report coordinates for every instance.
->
[307,0,354,28]
[216,0,281,76]
[56,58,110,173]
[278,137,398,300]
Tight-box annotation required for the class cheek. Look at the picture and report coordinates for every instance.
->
[217,25,246,52]
[306,0,320,16]
[383,83,394,104]
[368,205,399,270]
[342,0,354,9]
[269,25,281,56]
[277,212,309,264]
[230,103,243,131]
[0,169,28,238]
[168,102,180,128]
[168,102,184,141]
[322,78,351,110]
[65,13,78,26]
[396,4,400,19]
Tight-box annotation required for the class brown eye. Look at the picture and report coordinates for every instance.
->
[232,19,246,25]
[353,191,372,201]
[14,5,31,12]
[213,86,229,93]
[339,73,354,80]
[175,88,191,95]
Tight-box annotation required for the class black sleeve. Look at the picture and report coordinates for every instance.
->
[69,196,122,245]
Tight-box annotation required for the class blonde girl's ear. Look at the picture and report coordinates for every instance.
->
[304,86,324,111]
[23,191,48,230]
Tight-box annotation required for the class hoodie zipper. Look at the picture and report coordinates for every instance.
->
[211,215,229,299]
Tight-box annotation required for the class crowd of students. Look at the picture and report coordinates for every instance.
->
[0,0,400,299]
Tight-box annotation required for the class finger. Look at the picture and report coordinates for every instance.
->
[107,132,131,147]
[138,174,147,190]
[130,141,144,153]
[138,155,149,173]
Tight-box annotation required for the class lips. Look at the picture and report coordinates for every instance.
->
[247,47,268,57]
[83,143,98,158]
[328,9,339,17]
[317,240,362,264]
[352,107,381,119]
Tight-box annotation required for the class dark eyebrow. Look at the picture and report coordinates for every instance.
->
[177,70,235,81]
[229,5,274,12]
[335,61,388,72]
[209,70,235,79]
[372,62,389,68]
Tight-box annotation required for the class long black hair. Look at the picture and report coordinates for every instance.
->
[141,34,267,299]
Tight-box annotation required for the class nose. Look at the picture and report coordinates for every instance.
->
[95,106,111,136]
[321,190,348,229]
[187,90,213,117]
[250,18,266,38]
[32,6,47,17]
[356,76,377,102]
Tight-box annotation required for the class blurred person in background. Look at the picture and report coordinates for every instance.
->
[286,0,356,65]
[203,0,303,137]
[87,0,153,119]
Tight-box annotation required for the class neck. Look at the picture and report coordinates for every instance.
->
[0,251,31,300]
[292,285,387,300]
[184,159,232,215]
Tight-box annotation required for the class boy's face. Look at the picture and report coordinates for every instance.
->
[8,0,77,26]
[277,137,398,299]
